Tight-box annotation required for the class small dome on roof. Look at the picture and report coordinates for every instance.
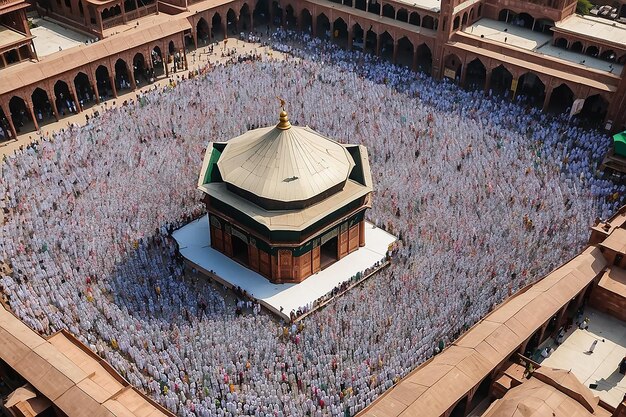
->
[216,109,355,210]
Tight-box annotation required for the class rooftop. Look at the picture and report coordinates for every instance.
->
[31,18,95,57]
[393,0,440,13]
[554,14,626,48]
[600,227,626,253]
[216,111,356,207]
[0,24,27,47]
[540,308,626,407]
[462,19,624,74]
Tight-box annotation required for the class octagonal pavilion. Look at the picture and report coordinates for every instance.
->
[197,108,373,284]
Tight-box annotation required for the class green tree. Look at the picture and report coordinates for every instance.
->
[577,0,593,15]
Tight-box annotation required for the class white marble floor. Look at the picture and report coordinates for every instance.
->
[173,215,397,320]
[541,308,626,407]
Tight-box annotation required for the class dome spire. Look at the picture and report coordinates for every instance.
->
[276,97,291,130]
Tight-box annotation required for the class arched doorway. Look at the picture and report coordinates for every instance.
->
[9,96,32,133]
[368,1,380,15]
[123,0,136,12]
[498,9,516,23]
[31,88,54,125]
[53,80,73,116]
[133,52,146,85]
[168,40,176,55]
[333,17,348,47]
[578,94,608,128]
[534,18,553,33]
[489,64,513,96]
[212,13,224,40]
[0,106,10,141]
[378,31,394,61]
[396,36,413,67]
[253,0,269,26]
[240,3,251,31]
[95,65,112,99]
[461,12,468,26]
[232,235,249,265]
[409,11,420,26]
[570,41,583,53]
[465,58,486,90]
[227,8,238,35]
[196,17,210,46]
[152,46,164,77]
[599,49,616,62]
[517,72,545,107]
[382,4,395,18]
[546,83,573,115]
[317,13,330,39]
[443,53,462,81]
[554,37,568,48]
[285,5,296,29]
[271,1,282,26]
[422,15,434,29]
[517,12,534,29]
[453,15,460,30]
[397,8,408,22]
[114,58,131,92]
[415,43,432,74]
[352,23,365,50]
[366,28,376,53]
[585,45,599,57]
[74,72,93,107]
[301,8,312,33]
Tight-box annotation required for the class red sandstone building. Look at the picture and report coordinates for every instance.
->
[0,0,625,139]
[197,109,373,283]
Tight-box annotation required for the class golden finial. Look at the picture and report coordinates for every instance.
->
[276,97,291,130]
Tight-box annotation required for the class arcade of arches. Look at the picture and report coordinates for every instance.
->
[1,0,624,140]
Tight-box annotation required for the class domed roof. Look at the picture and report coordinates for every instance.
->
[216,110,355,209]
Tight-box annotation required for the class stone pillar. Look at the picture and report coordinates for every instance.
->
[69,83,82,112]
[542,87,553,111]
[27,101,39,131]
[362,30,367,52]
[460,63,467,86]
[392,40,398,63]
[1,103,17,139]
[412,44,418,71]
[359,220,366,247]
[110,75,118,97]
[92,82,100,104]
[128,68,137,90]
[483,69,492,94]
[49,97,59,121]
[375,33,381,56]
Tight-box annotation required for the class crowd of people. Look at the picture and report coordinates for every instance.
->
[0,29,623,417]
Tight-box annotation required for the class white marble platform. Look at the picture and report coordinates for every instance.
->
[541,308,626,407]
[173,215,396,320]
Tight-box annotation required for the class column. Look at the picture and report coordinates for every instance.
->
[483,69,492,94]
[359,220,365,247]
[510,77,518,100]
[128,68,137,90]
[412,44,418,71]
[392,40,398,63]
[49,97,60,121]
[362,30,366,52]
[121,0,127,23]
[375,33,381,56]
[110,75,118,97]
[1,103,17,139]
[348,30,353,50]
[460,64,467,86]
[27,101,39,131]
[92,82,100,104]
[542,87,553,111]
[69,83,82,112]
[97,8,104,34]
[379,2,383,16]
